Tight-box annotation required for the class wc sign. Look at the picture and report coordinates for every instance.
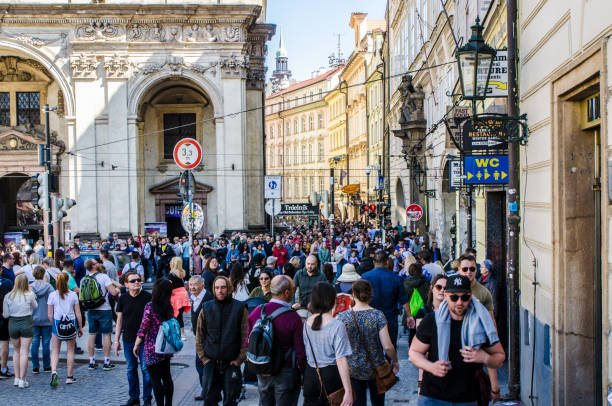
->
[463,155,509,184]
[264,175,282,199]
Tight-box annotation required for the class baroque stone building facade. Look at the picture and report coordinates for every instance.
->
[0,1,273,240]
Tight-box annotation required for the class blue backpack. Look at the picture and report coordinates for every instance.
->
[155,318,183,354]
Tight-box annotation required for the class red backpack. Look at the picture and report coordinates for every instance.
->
[333,293,354,317]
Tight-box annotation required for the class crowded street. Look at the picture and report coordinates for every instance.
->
[0,0,611,405]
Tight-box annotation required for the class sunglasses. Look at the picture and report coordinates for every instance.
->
[128,279,142,283]
[259,277,270,281]
[448,294,471,303]
[434,284,446,291]
[461,266,476,272]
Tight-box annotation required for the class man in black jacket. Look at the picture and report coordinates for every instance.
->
[196,276,248,406]
[189,275,214,401]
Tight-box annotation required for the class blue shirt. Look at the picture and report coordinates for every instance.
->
[1,266,15,282]
[72,256,86,286]
[362,267,408,322]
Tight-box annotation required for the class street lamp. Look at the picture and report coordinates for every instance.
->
[456,17,497,115]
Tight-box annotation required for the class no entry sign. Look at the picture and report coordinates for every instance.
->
[406,204,423,221]
[173,138,202,170]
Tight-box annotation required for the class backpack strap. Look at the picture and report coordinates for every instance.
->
[267,306,293,320]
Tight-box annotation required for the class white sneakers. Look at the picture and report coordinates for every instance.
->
[14,378,29,388]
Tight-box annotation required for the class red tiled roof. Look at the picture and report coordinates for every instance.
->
[266,65,344,100]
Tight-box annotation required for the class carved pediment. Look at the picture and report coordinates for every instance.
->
[149,177,213,195]
[0,56,52,82]
[0,128,64,152]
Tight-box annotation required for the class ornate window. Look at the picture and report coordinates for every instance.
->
[16,92,40,125]
[309,114,314,131]
[163,113,196,159]
[0,93,9,126]
[318,142,324,161]
[318,113,323,129]
[301,117,306,132]
[293,118,298,133]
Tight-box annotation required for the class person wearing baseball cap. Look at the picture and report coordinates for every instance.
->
[409,274,505,405]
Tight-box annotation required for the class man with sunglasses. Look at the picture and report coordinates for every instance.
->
[410,274,505,405]
[456,254,500,401]
[114,271,152,406]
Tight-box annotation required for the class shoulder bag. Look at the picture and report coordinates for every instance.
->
[304,324,345,406]
[351,309,398,394]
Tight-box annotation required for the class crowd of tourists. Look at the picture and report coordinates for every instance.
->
[0,220,504,406]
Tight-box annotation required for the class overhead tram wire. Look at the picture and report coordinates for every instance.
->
[66,60,456,155]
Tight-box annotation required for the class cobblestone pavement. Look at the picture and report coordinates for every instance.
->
[1,316,507,405]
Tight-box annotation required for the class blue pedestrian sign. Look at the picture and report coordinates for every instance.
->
[463,155,509,184]
[264,175,282,198]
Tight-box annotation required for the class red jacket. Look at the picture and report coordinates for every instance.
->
[272,246,289,267]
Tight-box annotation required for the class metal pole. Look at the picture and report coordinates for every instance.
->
[187,170,193,274]
[506,0,521,398]
[466,185,473,249]
[378,155,385,244]
[44,105,53,255]
[330,166,335,249]
[271,200,275,237]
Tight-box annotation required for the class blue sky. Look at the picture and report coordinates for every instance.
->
[264,0,386,82]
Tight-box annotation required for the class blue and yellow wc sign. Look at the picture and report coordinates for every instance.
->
[463,155,509,184]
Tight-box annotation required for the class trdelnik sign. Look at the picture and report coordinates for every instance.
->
[278,203,320,216]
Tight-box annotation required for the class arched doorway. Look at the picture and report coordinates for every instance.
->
[0,173,42,242]
[137,78,217,234]
[395,178,406,226]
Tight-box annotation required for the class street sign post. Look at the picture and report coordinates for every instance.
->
[265,199,281,236]
[181,202,204,234]
[264,175,282,199]
[173,138,202,170]
[463,155,509,184]
[406,204,423,222]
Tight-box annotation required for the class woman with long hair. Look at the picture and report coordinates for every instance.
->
[135,278,175,406]
[303,282,353,406]
[3,274,37,388]
[48,272,82,386]
[229,263,249,301]
[202,256,221,293]
[337,280,398,406]
[54,249,65,270]
[168,257,190,339]
[247,269,273,302]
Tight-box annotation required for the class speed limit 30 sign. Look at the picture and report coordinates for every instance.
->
[173,138,203,170]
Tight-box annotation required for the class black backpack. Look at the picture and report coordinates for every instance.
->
[246,304,293,375]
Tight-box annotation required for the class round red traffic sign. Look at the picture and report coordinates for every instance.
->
[406,204,423,221]
[173,138,202,170]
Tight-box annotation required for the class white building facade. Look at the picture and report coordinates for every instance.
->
[0,0,273,241]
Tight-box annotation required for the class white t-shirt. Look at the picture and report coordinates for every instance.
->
[82,272,113,311]
[122,262,144,277]
[20,264,36,283]
[48,290,79,320]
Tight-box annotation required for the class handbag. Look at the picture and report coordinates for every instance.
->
[304,325,346,406]
[350,309,398,394]
[56,314,77,341]
[475,367,492,406]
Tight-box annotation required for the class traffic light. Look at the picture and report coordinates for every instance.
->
[35,172,49,211]
[52,196,77,222]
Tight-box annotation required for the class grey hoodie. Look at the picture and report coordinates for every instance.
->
[31,280,53,326]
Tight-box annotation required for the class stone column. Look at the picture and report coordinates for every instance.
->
[214,116,227,232]
[105,56,132,235]
[71,54,103,235]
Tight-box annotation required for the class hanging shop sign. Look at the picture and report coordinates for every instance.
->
[463,155,509,184]
[449,160,463,191]
[278,203,320,217]
[462,118,508,151]
[342,184,360,194]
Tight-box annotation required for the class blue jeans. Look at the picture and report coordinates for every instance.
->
[417,395,477,406]
[30,325,51,370]
[123,340,152,402]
